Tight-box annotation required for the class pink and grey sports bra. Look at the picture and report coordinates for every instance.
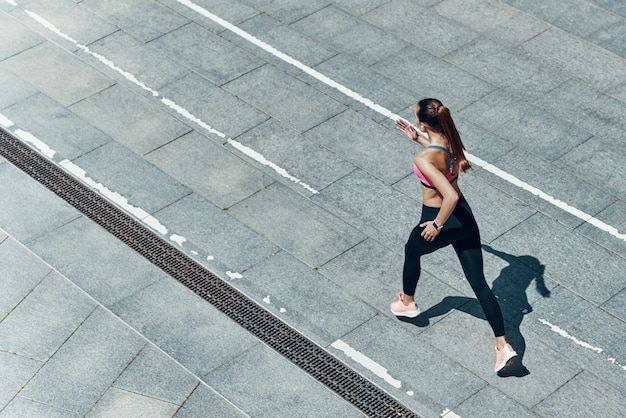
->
[413,145,458,189]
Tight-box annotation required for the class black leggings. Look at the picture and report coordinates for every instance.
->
[403,196,505,337]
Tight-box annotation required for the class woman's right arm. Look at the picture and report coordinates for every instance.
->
[395,118,430,147]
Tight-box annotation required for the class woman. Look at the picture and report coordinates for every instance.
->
[390,98,517,373]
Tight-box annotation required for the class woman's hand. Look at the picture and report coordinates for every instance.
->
[395,118,419,141]
[420,221,441,242]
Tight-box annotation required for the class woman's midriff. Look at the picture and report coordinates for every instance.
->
[420,183,461,208]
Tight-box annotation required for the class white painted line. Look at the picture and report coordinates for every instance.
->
[174,0,626,243]
[539,318,626,371]
[331,339,402,389]
[0,113,15,128]
[24,10,318,195]
[441,408,462,418]
[14,129,56,158]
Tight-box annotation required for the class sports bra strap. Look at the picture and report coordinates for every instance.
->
[427,145,455,169]
[427,145,453,156]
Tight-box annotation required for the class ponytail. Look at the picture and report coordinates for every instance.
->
[417,98,471,173]
[437,106,471,172]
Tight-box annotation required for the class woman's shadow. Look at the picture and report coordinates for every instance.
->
[401,244,550,377]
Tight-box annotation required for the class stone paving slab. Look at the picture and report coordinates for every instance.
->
[0,163,80,244]
[2,93,112,160]
[223,63,347,133]
[86,31,191,93]
[145,130,274,209]
[235,250,378,346]
[69,141,192,213]
[0,68,38,110]
[69,83,192,156]
[81,0,190,44]
[305,109,416,184]
[158,72,269,139]
[0,42,115,107]
[234,118,356,194]
[28,216,168,307]
[204,344,364,417]
[229,182,366,268]
[149,22,264,86]
[153,192,280,274]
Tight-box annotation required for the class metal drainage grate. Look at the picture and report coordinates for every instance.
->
[0,128,420,418]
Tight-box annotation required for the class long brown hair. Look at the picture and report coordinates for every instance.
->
[416,98,471,172]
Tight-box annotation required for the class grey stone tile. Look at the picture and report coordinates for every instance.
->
[574,199,626,259]
[234,251,377,346]
[113,345,197,405]
[0,352,42,409]
[291,5,409,66]
[433,0,550,46]
[331,0,389,15]
[330,314,485,417]
[452,385,540,418]
[228,182,366,268]
[558,135,626,201]
[12,0,117,50]
[28,217,168,306]
[2,93,112,160]
[176,384,246,418]
[0,271,96,362]
[311,170,420,250]
[0,164,80,243]
[454,117,517,164]
[534,370,626,417]
[0,68,38,110]
[0,396,78,417]
[145,131,274,209]
[233,118,355,194]
[158,72,269,139]
[20,308,145,416]
[149,22,263,86]
[602,288,626,322]
[472,148,615,230]
[236,0,327,24]
[305,109,415,184]
[363,0,478,58]
[371,46,495,111]
[493,213,626,306]
[69,84,192,156]
[81,0,190,43]
[86,31,190,92]
[111,278,260,378]
[445,37,567,102]
[153,193,279,274]
[70,141,191,213]
[222,13,336,68]
[458,89,593,161]
[224,64,347,133]
[0,12,42,61]
[423,309,582,408]
[521,286,626,392]
[1,42,115,107]
[460,172,537,243]
[589,19,626,58]
[155,0,259,33]
[306,53,417,122]
[504,0,622,39]
[204,344,362,417]
[0,237,51,317]
[540,79,626,140]
[520,27,626,92]
[86,387,179,417]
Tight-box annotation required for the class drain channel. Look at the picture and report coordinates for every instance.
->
[0,127,420,418]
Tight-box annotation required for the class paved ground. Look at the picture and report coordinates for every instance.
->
[1,0,625,417]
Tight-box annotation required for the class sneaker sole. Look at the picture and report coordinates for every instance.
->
[390,307,422,318]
